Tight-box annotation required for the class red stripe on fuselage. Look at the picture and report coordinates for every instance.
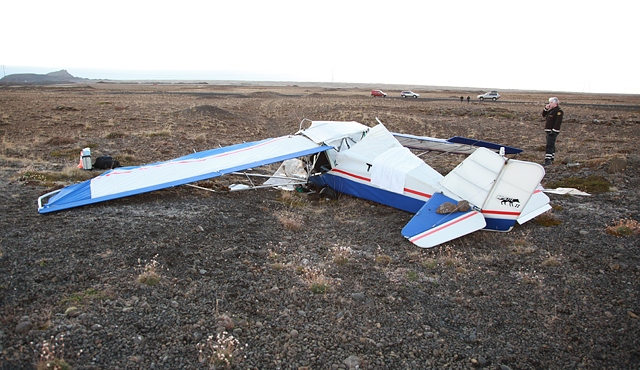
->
[330,169,432,199]
[481,210,521,216]
[404,188,432,198]
[331,169,370,182]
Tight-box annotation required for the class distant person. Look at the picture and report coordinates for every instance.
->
[460,96,463,102]
[466,96,470,103]
[541,97,563,166]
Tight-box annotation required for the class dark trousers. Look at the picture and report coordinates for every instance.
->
[545,131,558,160]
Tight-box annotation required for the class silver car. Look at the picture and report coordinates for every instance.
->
[401,91,420,98]
[477,91,500,101]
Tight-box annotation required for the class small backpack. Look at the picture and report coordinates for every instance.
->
[93,155,121,170]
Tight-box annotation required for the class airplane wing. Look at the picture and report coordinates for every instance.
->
[402,193,486,248]
[392,133,523,155]
[38,136,332,213]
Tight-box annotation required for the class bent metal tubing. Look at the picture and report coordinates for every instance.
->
[37,189,62,211]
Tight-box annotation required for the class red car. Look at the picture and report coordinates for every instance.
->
[371,90,387,97]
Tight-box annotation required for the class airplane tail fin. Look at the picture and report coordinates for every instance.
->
[403,148,548,248]
[478,157,546,231]
[437,147,546,231]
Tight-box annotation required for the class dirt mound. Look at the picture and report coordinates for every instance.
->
[178,105,235,119]
[247,91,280,98]
[46,136,77,145]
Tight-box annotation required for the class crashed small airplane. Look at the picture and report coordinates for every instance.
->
[38,120,551,248]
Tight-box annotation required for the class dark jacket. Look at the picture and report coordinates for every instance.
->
[542,106,563,132]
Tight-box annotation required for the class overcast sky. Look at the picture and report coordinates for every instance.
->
[2,0,638,94]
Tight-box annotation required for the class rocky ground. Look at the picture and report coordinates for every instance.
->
[0,84,639,369]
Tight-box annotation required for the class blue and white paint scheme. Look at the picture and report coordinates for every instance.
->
[303,121,549,248]
[38,120,550,249]
[38,136,332,213]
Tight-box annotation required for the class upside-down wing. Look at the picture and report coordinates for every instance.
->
[39,136,331,213]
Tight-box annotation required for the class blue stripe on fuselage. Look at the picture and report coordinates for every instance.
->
[310,172,426,213]
[311,172,516,232]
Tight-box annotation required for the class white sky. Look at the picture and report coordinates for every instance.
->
[2,0,638,94]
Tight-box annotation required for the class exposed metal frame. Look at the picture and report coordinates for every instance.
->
[37,189,62,211]
[185,170,310,193]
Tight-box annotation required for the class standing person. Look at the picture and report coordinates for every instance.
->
[541,97,563,166]
[466,96,470,103]
[460,96,464,102]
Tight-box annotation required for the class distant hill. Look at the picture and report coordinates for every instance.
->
[0,69,89,85]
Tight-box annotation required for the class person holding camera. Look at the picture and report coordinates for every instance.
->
[542,97,563,166]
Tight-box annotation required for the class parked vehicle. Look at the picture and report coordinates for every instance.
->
[477,91,500,101]
[371,90,387,97]
[401,91,419,98]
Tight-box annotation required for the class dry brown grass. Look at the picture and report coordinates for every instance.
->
[535,211,563,227]
[436,246,463,267]
[137,256,162,286]
[1,84,638,174]
[18,165,98,186]
[46,136,76,145]
[470,253,496,263]
[606,219,640,236]
[305,267,332,294]
[330,245,353,265]
[542,255,561,267]
[278,191,307,209]
[276,211,304,231]
[375,255,392,265]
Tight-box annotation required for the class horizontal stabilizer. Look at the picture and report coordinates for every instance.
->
[402,193,486,248]
[517,187,552,224]
[448,137,522,155]
[392,133,522,155]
